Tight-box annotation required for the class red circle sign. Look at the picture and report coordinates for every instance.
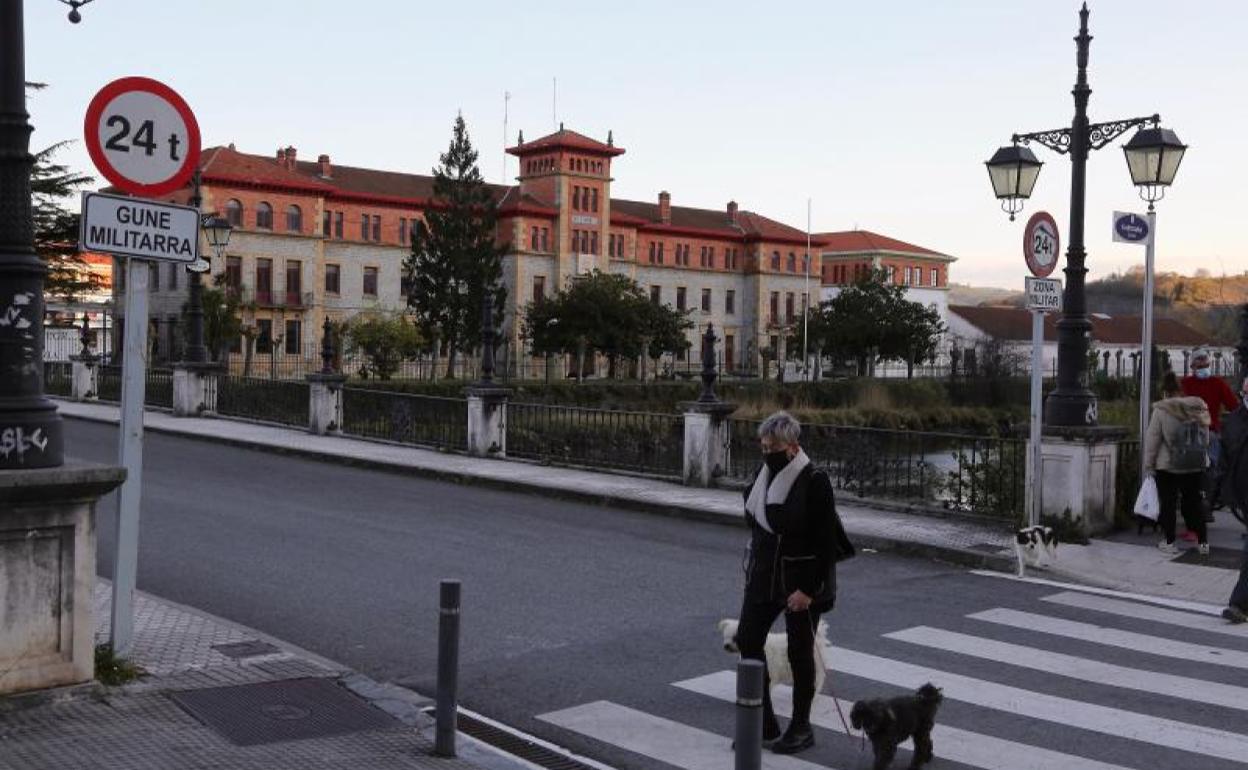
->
[84,77,200,198]
[1023,211,1060,278]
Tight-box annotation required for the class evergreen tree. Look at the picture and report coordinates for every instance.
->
[405,114,507,377]
[33,139,100,303]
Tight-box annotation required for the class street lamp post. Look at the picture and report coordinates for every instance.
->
[985,3,1182,430]
[184,171,232,365]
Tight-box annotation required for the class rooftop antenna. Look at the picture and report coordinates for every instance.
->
[502,90,511,183]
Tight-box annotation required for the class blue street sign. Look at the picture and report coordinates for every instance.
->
[1112,211,1150,244]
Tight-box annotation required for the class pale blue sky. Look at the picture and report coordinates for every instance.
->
[24,0,1248,289]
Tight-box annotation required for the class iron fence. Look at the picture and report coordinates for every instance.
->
[507,402,684,477]
[97,366,122,402]
[43,361,72,397]
[1116,439,1141,527]
[145,368,173,409]
[340,388,468,451]
[727,419,1026,521]
[215,376,308,427]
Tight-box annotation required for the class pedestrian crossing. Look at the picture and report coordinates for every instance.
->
[535,581,1248,770]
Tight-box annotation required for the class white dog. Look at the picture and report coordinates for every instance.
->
[718,618,828,694]
[1014,525,1058,575]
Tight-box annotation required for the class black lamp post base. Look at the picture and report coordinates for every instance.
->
[0,404,64,469]
[1043,389,1100,432]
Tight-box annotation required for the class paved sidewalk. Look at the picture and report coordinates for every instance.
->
[56,399,1244,607]
[0,580,535,770]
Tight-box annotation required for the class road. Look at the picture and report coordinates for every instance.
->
[68,418,1248,770]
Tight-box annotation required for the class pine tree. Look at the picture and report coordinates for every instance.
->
[33,139,100,304]
[405,114,507,377]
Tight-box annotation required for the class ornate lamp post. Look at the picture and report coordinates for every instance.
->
[985,3,1181,430]
[184,171,232,364]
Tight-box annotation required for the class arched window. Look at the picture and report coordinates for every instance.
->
[285,204,302,233]
[787,252,796,272]
[225,199,243,227]
[771,251,781,271]
[256,201,273,230]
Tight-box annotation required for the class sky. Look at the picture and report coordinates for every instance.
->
[22,0,1248,289]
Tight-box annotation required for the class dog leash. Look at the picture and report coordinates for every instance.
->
[805,609,861,751]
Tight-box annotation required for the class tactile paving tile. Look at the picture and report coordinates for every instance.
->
[168,677,398,746]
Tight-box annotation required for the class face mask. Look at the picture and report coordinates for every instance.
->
[764,451,790,475]
[1195,368,1211,380]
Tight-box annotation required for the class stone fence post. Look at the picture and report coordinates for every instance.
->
[682,323,737,487]
[70,354,98,401]
[465,293,512,457]
[307,373,346,435]
[173,363,222,417]
[1040,426,1126,536]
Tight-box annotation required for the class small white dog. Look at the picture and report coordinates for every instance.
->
[718,618,828,694]
[1014,525,1058,575]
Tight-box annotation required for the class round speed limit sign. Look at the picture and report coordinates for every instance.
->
[1023,211,1060,278]
[84,77,200,198]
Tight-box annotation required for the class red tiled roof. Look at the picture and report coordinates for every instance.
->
[611,199,819,244]
[950,305,1208,347]
[201,147,332,193]
[507,128,624,157]
[816,230,951,259]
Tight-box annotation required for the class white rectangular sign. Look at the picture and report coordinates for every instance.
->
[80,191,200,263]
[1025,276,1063,313]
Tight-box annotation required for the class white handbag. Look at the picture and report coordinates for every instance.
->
[1133,476,1160,521]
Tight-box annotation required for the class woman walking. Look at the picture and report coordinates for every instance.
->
[734,411,854,754]
[1145,372,1211,555]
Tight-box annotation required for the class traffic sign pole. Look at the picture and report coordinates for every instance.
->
[1138,209,1157,481]
[1027,308,1044,530]
[110,258,149,654]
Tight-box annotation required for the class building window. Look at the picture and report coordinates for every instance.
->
[149,261,159,292]
[400,217,409,245]
[325,263,340,294]
[699,246,708,268]
[285,205,302,233]
[787,252,796,272]
[256,202,273,230]
[225,199,243,227]
[286,261,302,305]
[572,186,581,210]
[334,211,343,239]
[930,267,938,287]
[609,233,615,256]
[361,213,370,240]
[323,210,331,237]
[363,266,378,297]
[617,234,624,257]
[168,262,178,291]
[371,215,381,242]
[591,188,599,212]
[658,243,665,263]
[256,319,273,354]
[591,231,598,255]
[226,256,242,294]
[887,265,897,283]
[771,251,781,271]
[701,288,711,312]
[648,242,656,264]
[676,286,687,311]
[285,320,301,355]
[707,246,715,268]
[533,275,545,304]
[801,253,809,274]
[531,226,539,251]
[785,293,795,323]
[770,292,779,324]
[725,289,736,314]
[650,285,661,305]
[256,258,272,304]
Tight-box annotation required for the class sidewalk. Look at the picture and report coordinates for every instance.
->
[57,399,1242,607]
[0,580,537,770]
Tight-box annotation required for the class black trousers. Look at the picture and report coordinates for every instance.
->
[1156,470,1206,544]
[736,597,824,729]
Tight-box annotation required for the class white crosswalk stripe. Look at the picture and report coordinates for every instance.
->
[675,671,1141,770]
[1041,591,1248,638]
[538,701,831,770]
[884,624,1248,711]
[826,644,1248,763]
[969,607,1248,669]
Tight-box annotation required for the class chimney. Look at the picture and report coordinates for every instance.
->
[318,153,332,178]
[285,146,297,171]
[276,147,286,164]
[658,191,671,225]
[727,200,738,224]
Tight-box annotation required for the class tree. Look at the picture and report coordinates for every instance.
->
[405,114,507,378]
[32,137,101,304]
[523,271,691,380]
[188,280,243,364]
[805,267,945,374]
[344,313,423,380]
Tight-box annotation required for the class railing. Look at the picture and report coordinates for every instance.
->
[1115,440,1141,527]
[145,368,173,409]
[215,376,308,427]
[340,388,468,451]
[98,366,122,402]
[43,361,72,397]
[507,402,684,478]
[727,419,1026,521]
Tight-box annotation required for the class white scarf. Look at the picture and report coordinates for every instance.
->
[745,449,811,533]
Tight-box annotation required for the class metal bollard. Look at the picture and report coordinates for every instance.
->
[734,659,765,770]
[434,579,461,757]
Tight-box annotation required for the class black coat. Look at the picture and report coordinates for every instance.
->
[741,463,855,612]
[1221,405,1248,523]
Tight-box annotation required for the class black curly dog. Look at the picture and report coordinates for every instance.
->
[849,683,943,770]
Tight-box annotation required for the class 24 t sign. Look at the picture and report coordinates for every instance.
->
[85,77,201,198]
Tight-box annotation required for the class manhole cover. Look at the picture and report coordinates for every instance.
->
[212,640,281,659]
[1172,546,1243,570]
[169,678,397,745]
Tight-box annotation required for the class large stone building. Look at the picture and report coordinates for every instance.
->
[113,127,826,374]
[817,230,955,323]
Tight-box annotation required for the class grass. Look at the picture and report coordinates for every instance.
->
[94,644,145,686]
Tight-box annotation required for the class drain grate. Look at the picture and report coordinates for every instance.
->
[169,677,397,746]
[1172,546,1243,570]
[211,640,282,659]
[440,709,603,770]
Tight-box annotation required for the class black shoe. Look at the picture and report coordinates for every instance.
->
[771,726,814,755]
[730,720,781,751]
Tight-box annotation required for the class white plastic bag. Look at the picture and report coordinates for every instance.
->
[1133,476,1160,521]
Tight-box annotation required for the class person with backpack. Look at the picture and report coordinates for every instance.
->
[1220,376,1248,623]
[1144,372,1212,555]
[1182,348,1240,518]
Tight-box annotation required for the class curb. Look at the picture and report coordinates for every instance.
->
[63,410,1015,575]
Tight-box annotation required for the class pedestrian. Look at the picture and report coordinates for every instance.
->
[735,411,855,755]
[1219,376,1248,624]
[1145,372,1211,555]
[1181,348,1239,523]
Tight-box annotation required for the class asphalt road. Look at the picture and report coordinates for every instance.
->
[67,419,1248,770]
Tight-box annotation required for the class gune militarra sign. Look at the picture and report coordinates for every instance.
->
[79,191,201,263]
